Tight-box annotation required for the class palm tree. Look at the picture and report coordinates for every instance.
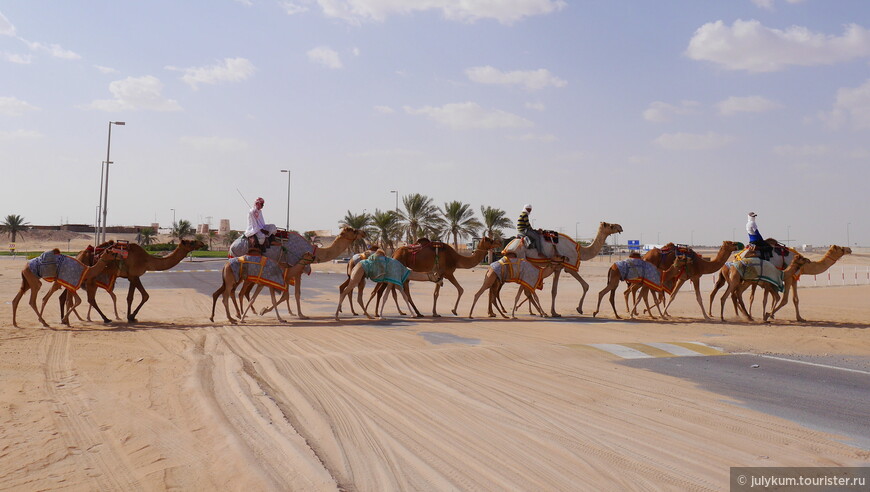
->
[441,201,482,249]
[138,227,156,246]
[480,206,512,262]
[170,219,194,242]
[1,214,29,243]
[339,210,372,253]
[480,205,512,240]
[398,193,445,242]
[369,209,401,252]
[223,230,241,247]
[207,229,218,250]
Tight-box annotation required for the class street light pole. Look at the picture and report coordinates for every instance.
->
[101,121,125,243]
[575,222,580,241]
[390,190,398,213]
[280,170,291,230]
[171,208,176,227]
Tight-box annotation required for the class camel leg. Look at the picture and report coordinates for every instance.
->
[13,272,49,328]
[435,272,463,316]
[662,278,686,317]
[689,278,712,320]
[363,283,380,316]
[747,283,757,319]
[708,271,727,317]
[719,274,741,321]
[337,269,370,320]
[38,282,62,318]
[402,284,423,317]
[240,284,266,322]
[792,284,804,322]
[510,287,525,319]
[83,282,111,324]
[468,273,496,319]
[292,276,307,320]
[220,282,238,324]
[125,276,150,322]
[548,269,561,317]
[564,269,589,315]
[431,281,442,317]
[62,289,83,326]
[352,279,365,316]
[592,270,619,319]
[390,284,407,316]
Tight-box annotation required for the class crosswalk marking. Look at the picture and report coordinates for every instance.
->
[571,342,726,359]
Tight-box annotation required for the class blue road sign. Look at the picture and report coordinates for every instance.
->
[627,240,640,250]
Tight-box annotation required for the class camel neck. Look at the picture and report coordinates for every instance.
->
[579,228,609,261]
[314,237,353,263]
[455,247,489,268]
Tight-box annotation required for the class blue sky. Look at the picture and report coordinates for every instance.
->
[1,0,868,247]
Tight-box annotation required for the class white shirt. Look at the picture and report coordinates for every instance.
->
[245,206,266,237]
[746,216,757,235]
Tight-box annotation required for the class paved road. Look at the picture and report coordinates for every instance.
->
[622,354,870,450]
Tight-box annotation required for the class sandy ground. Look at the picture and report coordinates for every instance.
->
[1,243,869,490]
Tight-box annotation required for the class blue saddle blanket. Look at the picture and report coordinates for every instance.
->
[360,255,410,286]
[615,258,662,287]
[727,258,784,292]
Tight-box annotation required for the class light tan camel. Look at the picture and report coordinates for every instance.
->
[392,237,499,316]
[486,260,564,318]
[767,245,852,321]
[37,240,119,322]
[116,239,205,322]
[661,241,740,320]
[335,255,440,320]
[504,222,623,316]
[468,259,562,319]
[336,248,408,316]
[12,249,120,328]
[257,226,366,319]
[718,254,810,322]
[241,253,315,323]
[593,255,690,320]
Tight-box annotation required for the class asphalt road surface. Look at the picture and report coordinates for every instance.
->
[622,354,870,450]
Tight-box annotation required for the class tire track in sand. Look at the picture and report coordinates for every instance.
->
[40,331,143,491]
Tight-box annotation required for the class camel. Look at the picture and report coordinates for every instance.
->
[391,237,499,317]
[468,257,563,319]
[36,240,120,322]
[501,222,623,316]
[240,253,316,323]
[255,227,366,319]
[335,254,440,320]
[718,254,811,322]
[592,255,690,320]
[657,241,741,320]
[767,245,852,321]
[115,239,205,322]
[12,249,120,328]
[337,247,409,316]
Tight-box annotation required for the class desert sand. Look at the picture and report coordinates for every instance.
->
[1,241,869,490]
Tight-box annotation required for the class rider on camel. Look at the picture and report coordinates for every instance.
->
[517,204,552,258]
[746,212,773,260]
[245,197,277,252]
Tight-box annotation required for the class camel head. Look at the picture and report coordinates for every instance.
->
[179,239,206,252]
[98,249,123,263]
[832,245,852,257]
[477,236,500,251]
[337,226,365,241]
[599,222,623,236]
[721,240,741,253]
[791,253,811,269]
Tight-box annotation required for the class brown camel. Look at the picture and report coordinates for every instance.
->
[391,237,498,317]
[767,245,852,321]
[593,255,690,320]
[12,249,120,328]
[115,239,205,322]
[335,254,440,320]
[256,226,366,319]
[37,240,119,322]
[240,253,315,323]
[502,222,623,316]
[718,254,810,321]
[660,241,740,320]
[468,258,562,319]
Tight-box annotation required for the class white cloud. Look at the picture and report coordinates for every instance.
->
[281,1,308,14]
[307,46,343,69]
[773,144,829,157]
[94,65,119,74]
[167,57,255,90]
[511,133,557,142]
[352,47,360,56]
[21,39,80,60]
[643,100,699,122]
[751,0,775,10]
[717,95,782,115]
[686,20,870,72]
[0,129,43,141]
[0,96,39,116]
[180,136,248,152]
[820,79,870,130]
[84,76,182,112]
[0,11,16,36]
[1,51,30,64]
[654,132,734,150]
[465,65,566,90]
[525,102,545,111]
[404,102,534,130]
[315,0,566,25]
[374,105,395,114]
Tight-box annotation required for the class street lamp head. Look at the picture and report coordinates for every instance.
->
[280,169,290,173]
[112,121,126,126]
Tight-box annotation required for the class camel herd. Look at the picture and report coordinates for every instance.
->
[10,222,853,328]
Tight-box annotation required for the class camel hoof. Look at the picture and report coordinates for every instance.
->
[451,309,458,316]
[432,314,441,318]
[552,313,561,318]
[576,307,583,315]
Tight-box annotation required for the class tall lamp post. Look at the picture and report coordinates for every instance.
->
[100,121,125,243]
[390,190,398,213]
[575,222,580,241]
[170,208,176,227]
[280,170,291,230]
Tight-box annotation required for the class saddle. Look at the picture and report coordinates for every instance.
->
[541,230,560,244]
[109,240,130,259]
[661,243,695,259]
[405,239,445,269]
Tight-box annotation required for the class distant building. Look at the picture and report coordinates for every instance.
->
[219,219,231,235]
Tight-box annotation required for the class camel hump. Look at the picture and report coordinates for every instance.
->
[416,238,431,246]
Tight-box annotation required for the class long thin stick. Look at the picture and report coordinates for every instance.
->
[236,189,251,209]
